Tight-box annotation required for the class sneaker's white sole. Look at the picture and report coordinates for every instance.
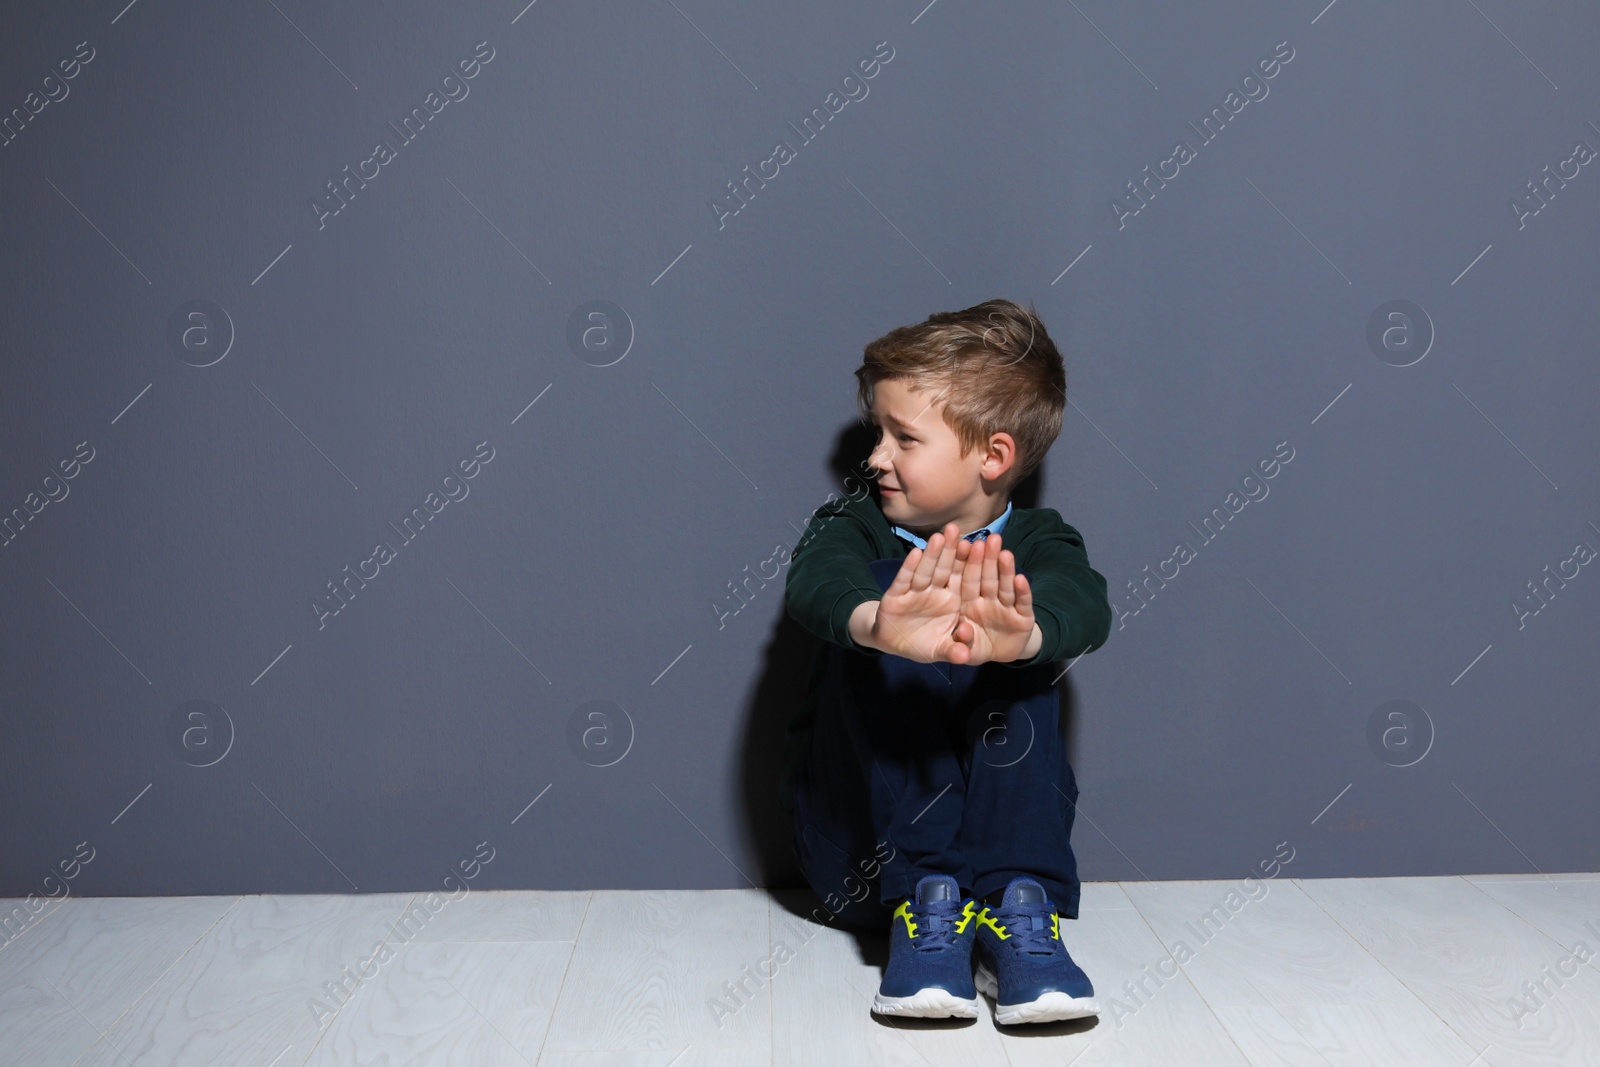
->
[871,986,982,1019]
[975,962,1101,1025]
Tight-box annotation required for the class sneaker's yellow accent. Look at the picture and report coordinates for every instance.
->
[976,906,1010,940]
[892,901,919,938]
[954,900,979,934]
[1050,912,1061,941]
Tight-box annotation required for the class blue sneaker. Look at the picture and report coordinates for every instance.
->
[974,876,1101,1025]
[871,873,981,1019]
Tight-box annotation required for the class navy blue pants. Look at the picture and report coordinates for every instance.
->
[791,557,1082,932]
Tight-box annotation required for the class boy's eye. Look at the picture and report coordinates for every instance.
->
[872,423,912,444]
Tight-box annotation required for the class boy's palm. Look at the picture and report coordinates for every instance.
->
[953,533,1035,665]
[873,525,976,664]
[875,525,1036,666]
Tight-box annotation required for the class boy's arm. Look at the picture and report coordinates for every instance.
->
[1005,511,1113,668]
[784,501,888,657]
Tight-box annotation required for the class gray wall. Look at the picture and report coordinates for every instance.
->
[3,0,1597,901]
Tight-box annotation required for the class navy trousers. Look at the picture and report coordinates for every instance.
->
[791,557,1082,932]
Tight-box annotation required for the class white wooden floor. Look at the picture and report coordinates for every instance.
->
[3,874,1598,1066]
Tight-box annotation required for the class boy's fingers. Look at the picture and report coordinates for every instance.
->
[1013,571,1032,615]
[997,548,1016,607]
[981,534,1000,601]
[910,533,941,591]
[949,537,971,590]
[888,547,921,596]
[931,529,958,591]
[960,535,985,604]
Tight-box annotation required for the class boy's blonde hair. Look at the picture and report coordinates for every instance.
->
[854,299,1066,487]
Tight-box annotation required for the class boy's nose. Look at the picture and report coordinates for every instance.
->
[867,441,895,473]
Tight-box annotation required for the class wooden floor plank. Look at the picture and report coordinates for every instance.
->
[1123,877,1481,1066]
[399,888,591,943]
[537,1050,764,1066]
[540,889,772,1056]
[1465,874,1600,948]
[7,876,1596,1067]
[1002,883,1250,1067]
[1299,875,1600,1067]
[0,896,238,1067]
[300,940,572,1065]
[68,893,416,1067]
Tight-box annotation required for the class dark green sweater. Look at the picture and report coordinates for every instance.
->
[780,490,1114,813]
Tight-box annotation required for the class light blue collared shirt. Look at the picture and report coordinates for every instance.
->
[890,500,1013,550]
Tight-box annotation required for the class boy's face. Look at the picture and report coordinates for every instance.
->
[865,378,1011,536]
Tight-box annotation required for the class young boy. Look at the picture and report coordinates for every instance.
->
[781,299,1113,1025]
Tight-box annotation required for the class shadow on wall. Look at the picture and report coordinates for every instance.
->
[734,420,1086,890]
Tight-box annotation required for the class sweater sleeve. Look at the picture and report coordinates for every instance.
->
[784,499,888,657]
[1008,509,1113,668]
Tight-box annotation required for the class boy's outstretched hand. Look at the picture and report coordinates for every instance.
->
[867,523,976,664]
[950,532,1041,666]
[859,524,1042,665]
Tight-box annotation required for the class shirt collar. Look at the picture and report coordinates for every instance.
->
[890,500,1013,550]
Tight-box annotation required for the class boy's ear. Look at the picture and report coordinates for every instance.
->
[981,432,1017,481]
